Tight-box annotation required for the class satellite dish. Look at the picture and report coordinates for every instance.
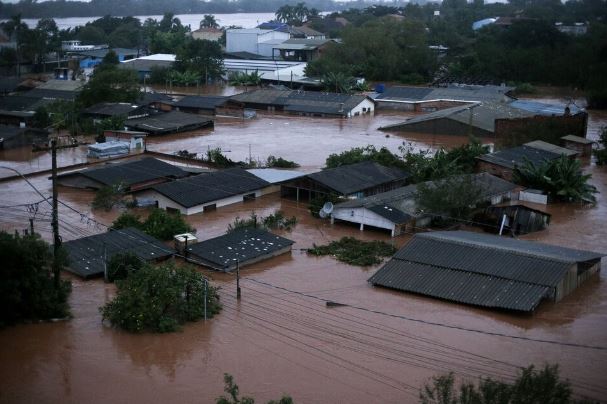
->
[319,210,327,219]
[322,202,334,215]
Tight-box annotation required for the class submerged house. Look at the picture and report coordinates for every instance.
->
[476,145,565,181]
[137,167,270,215]
[281,161,409,201]
[0,125,48,149]
[170,95,228,116]
[56,157,188,191]
[82,102,148,123]
[124,110,213,135]
[369,231,604,312]
[226,89,375,118]
[186,227,294,272]
[62,227,174,279]
[485,203,551,235]
[331,173,518,236]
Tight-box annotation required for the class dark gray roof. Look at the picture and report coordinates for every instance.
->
[124,111,212,135]
[83,102,144,117]
[0,95,53,112]
[24,88,78,100]
[230,89,291,105]
[187,227,294,271]
[477,145,562,169]
[367,204,412,223]
[58,157,187,188]
[173,95,228,110]
[62,227,174,279]
[369,231,604,311]
[561,135,593,144]
[0,76,21,93]
[381,102,532,133]
[152,168,270,208]
[370,260,550,311]
[376,86,434,101]
[0,125,48,140]
[138,92,173,104]
[307,161,409,195]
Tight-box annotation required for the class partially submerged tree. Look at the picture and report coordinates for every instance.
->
[420,364,594,404]
[513,156,598,203]
[112,209,194,241]
[308,237,396,266]
[92,182,126,211]
[101,263,221,333]
[0,232,71,326]
[415,175,484,221]
[107,252,144,282]
[216,373,293,404]
[226,211,297,233]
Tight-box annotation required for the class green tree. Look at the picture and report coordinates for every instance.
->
[107,252,144,282]
[513,156,598,203]
[200,14,219,29]
[92,183,126,211]
[78,66,141,107]
[141,208,194,241]
[321,71,356,93]
[31,105,51,128]
[308,237,396,266]
[112,212,144,230]
[0,232,71,326]
[101,263,221,333]
[216,373,293,404]
[414,175,484,221]
[325,145,406,169]
[175,38,224,81]
[420,364,592,404]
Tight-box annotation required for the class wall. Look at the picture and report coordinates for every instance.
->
[494,113,587,149]
[561,140,593,157]
[138,189,264,215]
[348,99,375,117]
[476,160,514,181]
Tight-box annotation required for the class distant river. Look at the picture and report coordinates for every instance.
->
[17,12,277,30]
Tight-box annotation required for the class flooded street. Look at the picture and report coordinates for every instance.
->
[0,101,606,403]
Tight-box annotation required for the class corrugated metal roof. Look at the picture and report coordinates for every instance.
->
[477,145,561,169]
[369,260,549,311]
[307,161,409,196]
[395,235,571,286]
[124,111,212,134]
[62,228,174,279]
[152,167,269,208]
[187,227,294,271]
[561,135,593,144]
[83,102,143,117]
[173,95,228,110]
[509,100,583,116]
[246,168,307,184]
[420,231,604,263]
[369,231,604,311]
[525,140,578,157]
[58,157,187,188]
[367,204,412,224]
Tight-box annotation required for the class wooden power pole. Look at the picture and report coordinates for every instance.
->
[51,138,61,288]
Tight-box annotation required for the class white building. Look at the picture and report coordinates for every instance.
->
[226,28,290,57]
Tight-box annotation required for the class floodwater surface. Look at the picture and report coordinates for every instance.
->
[0,103,606,404]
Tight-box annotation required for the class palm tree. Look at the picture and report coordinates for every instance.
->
[293,2,310,25]
[275,5,295,24]
[200,15,219,29]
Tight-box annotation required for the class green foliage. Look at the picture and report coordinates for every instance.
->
[308,193,341,218]
[325,145,406,169]
[308,237,396,266]
[216,373,293,404]
[112,212,144,230]
[266,155,299,168]
[31,105,51,129]
[229,70,263,86]
[0,232,71,326]
[78,66,141,108]
[415,175,484,221]
[320,72,356,94]
[513,156,598,203]
[226,211,297,233]
[92,183,126,211]
[112,209,194,241]
[275,2,315,25]
[400,140,489,183]
[101,263,221,333]
[141,209,194,241]
[107,252,144,282]
[205,147,237,168]
[175,38,224,81]
[100,49,119,67]
[420,364,593,404]
[200,15,219,29]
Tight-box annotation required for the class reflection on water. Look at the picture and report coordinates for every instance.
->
[0,100,606,403]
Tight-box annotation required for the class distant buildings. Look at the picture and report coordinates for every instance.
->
[226,28,290,58]
[191,27,223,42]
[555,22,588,36]
[124,110,213,135]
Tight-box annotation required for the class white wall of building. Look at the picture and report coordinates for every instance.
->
[226,29,289,56]
[137,189,264,215]
[348,98,376,117]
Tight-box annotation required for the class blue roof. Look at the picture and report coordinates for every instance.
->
[509,100,583,116]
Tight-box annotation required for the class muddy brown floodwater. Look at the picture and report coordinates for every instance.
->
[0,101,606,404]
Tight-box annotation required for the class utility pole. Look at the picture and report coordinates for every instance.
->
[51,138,61,288]
[236,260,241,300]
[29,218,34,235]
[204,278,208,321]
[103,242,108,282]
